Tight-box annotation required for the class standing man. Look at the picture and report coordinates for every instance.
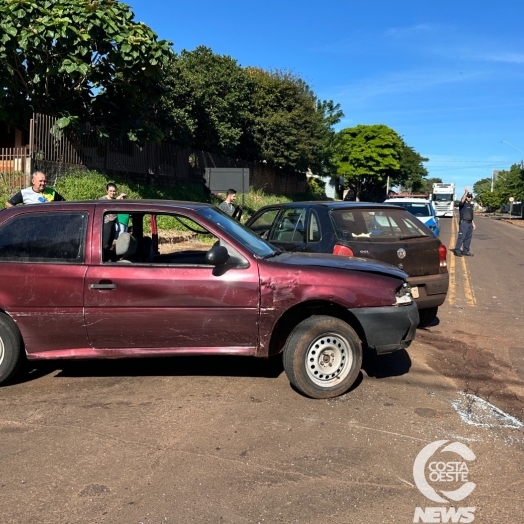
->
[218,189,243,220]
[453,187,475,257]
[5,171,65,207]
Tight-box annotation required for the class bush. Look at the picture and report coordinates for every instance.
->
[306,176,327,199]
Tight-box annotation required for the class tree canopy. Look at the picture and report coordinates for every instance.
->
[0,0,172,142]
[245,68,343,172]
[396,144,429,193]
[474,165,524,210]
[334,124,403,201]
[151,52,343,173]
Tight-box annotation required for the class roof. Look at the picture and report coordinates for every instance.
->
[384,198,432,204]
[261,201,404,210]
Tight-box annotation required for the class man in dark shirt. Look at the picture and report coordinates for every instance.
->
[218,189,243,220]
[453,188,475,257]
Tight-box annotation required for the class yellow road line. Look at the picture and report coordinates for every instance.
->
[448,215,456,305]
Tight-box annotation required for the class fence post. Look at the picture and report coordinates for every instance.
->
[24,150,32,185]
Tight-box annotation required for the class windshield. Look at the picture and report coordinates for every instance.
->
[434,193,453,201]
[197,207,276,257]
[330,208,429,241]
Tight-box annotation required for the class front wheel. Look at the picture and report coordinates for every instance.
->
[0,314,23,386]
[283,316,362,399]
[418,307,438,328]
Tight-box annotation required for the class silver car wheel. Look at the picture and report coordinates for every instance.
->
[305,332,352,387]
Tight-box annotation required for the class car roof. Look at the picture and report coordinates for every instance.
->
[260,201,404,210]
[384,198,431,204]
[2,199,214,211]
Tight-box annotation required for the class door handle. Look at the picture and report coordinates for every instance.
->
[89,283,117,290]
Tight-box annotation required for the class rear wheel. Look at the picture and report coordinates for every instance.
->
[418,307,438,327]
[0,314,23,386]
[283,316,362,399]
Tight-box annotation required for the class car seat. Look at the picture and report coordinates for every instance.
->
[115,233,138,263]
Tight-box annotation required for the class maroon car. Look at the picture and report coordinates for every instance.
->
[0,200,418,398]
[246,201,449,327]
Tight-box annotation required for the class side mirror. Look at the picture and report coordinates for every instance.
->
[206,245,229,266]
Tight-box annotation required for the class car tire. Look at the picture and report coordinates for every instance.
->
[0,314,23,386]
[418,307,438,328]
[283,315,362,399]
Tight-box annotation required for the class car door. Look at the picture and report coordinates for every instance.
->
[83,210,260,353]
[0,209,90,356]
[261,206,308,251]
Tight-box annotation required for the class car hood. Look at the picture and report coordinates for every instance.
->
[270,252,408,279]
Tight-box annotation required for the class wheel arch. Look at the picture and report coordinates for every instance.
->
[267,300,367,357]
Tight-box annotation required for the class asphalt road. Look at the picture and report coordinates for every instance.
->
[1,214,523,524]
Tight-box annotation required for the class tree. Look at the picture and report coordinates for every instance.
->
[334,124,403,201]
[245,68,343,172]
[474,176,502,210]
[474,166,524,211]
[0,0,172,143]
[395,144,429,194]
[421,177,443,195]
[153,46,254,155]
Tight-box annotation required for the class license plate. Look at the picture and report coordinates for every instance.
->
[411,286,419,299]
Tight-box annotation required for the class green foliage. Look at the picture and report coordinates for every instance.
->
[153,47,253,154]
[474,166,524,210]
[306,177,327,199]
[245,68,343,173]
[334,124,403,201]
[0,0,172,143]
[53,169,211,203]
[395,144,429,193]
[421,177,443,195]
[153,55,344,174]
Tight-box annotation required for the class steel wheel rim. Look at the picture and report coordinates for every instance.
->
[0,337,4,367]
[305,332,352,387]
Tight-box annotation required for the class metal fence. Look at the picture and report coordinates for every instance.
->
[2,113,306,194]
[0,147,31,190]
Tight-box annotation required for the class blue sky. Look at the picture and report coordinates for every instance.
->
[128,0,524,196]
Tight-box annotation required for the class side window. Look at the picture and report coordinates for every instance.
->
[308,211,321,242]
[270,207,307,242]
[0,212,87,263]
[248,209,279,238]
[110,213,226,266]
[330,210,369,239]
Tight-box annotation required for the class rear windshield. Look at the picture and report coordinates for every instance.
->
[330,208,429,241]
[387,201,432,217]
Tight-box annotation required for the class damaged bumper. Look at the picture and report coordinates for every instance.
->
[350,302,419,354]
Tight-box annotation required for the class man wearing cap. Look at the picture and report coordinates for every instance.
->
[453,187,475,257]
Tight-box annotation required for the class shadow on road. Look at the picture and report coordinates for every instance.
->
[11,354,286,386]
[362,348,412,379]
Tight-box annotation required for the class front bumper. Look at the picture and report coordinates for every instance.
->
[350,302,419,354]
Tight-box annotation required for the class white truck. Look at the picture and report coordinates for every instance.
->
[431,183,455,217]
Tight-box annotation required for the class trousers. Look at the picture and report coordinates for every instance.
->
[455,220,473,253]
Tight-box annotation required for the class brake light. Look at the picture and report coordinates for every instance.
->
[333,244,354,256]
[439,244,447,270]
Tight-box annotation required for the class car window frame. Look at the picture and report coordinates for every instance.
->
[0,210,88,264]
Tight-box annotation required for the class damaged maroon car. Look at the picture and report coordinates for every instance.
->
[0,200,418,398]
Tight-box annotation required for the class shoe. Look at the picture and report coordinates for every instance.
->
[462,252,474,256]
[453,250,462,256]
